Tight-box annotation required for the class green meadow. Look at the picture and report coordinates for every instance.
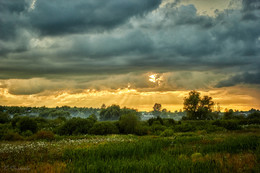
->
[1,130,259,173]
[1,97,260,172]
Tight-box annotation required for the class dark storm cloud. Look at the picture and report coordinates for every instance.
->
[0,0,28,40]
[166,4,214,28]
[0,0,260,91]
[242,0,260,11]
[67,30,153,59]
[216,72,260,88]
[241,0,260,21]
[0,0,161,39]
[0,0,161,57]
[28,0,162,36]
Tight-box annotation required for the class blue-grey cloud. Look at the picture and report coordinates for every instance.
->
[0,0,259,91]
[28,0,161,36]
[216,72,260,88]
[0,0,161,38]
[0,0,28,40]
[241,0,260,20]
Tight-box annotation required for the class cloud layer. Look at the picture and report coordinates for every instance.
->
[0,0,259,97]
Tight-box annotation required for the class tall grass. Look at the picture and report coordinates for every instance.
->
[64,135,259,172]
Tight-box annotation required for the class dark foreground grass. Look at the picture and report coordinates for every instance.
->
[64,134,260,173]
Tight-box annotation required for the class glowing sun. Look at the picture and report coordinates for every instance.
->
[149,73,163,85]
[149,74,157,83]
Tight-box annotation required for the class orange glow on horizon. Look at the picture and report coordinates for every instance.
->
[0,87,259,112]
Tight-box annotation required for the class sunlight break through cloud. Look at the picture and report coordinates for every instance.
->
[29,0,37,11]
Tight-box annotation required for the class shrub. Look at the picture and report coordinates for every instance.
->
[163,119,175,127]
[88,114,98,122]
[17,117,38,133]
[57,117,95,135]
[89,122,119,135]
[204,125,225,133]
[224,121,241,130]
[160,129,174,137]
[21,130,33,137]
[11,116,22,128]
[134,124,150,136]
[35,130,55,140]
[2,131,23,141]
[247,119,260,125]
[119,113,139,134]
[247,112,260,119]
[212,120,241,130]
[147,117,164,126]
[0,112,10,124]
[173,123,196,132]
[191,153,203,162]
[0,124,11,140]
[150,123,167,134]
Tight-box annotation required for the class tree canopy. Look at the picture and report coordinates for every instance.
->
[183,90,214,120]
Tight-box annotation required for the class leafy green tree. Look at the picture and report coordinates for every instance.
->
[147,117,164,126]
[223,109,234,120]
[120,107,138,116]
[39,110,51,118]
[183,90,214,120]
[11,116,22,128]
[88,113,98,121]
[99,105,121,120]
[101,104,106,109]
[247,112,260,119]
[119,113,139,134]
[57,117,95,135]
[153,103,162,117]
[153,103,162,112]
[0,112,10,124]
[17,117,38,133]
[0,105,5,112]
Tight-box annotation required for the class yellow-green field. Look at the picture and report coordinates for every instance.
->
[1,130,259,173]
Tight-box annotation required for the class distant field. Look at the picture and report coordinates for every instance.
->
[0,130,259,173]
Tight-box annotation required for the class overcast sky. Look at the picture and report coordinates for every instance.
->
[0,0,259,111]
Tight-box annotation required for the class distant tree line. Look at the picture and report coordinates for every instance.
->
[0,90,260,141]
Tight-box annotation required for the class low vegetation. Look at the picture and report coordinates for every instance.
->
[0,91,260,172]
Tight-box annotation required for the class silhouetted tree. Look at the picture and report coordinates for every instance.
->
[183,90,214,120]
[153,103,162,117]
[153,103,162,112]
[101,104,106,109]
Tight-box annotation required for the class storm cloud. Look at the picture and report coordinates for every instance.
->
[28,0,162,36]
[0,0,260,94]
[216,72,260,88]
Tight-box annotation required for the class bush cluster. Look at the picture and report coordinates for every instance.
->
[212,120,241,130]
[0,107,260,141]
[89,122,119,135]
[57,117,95,135]
[35,130,55,140]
